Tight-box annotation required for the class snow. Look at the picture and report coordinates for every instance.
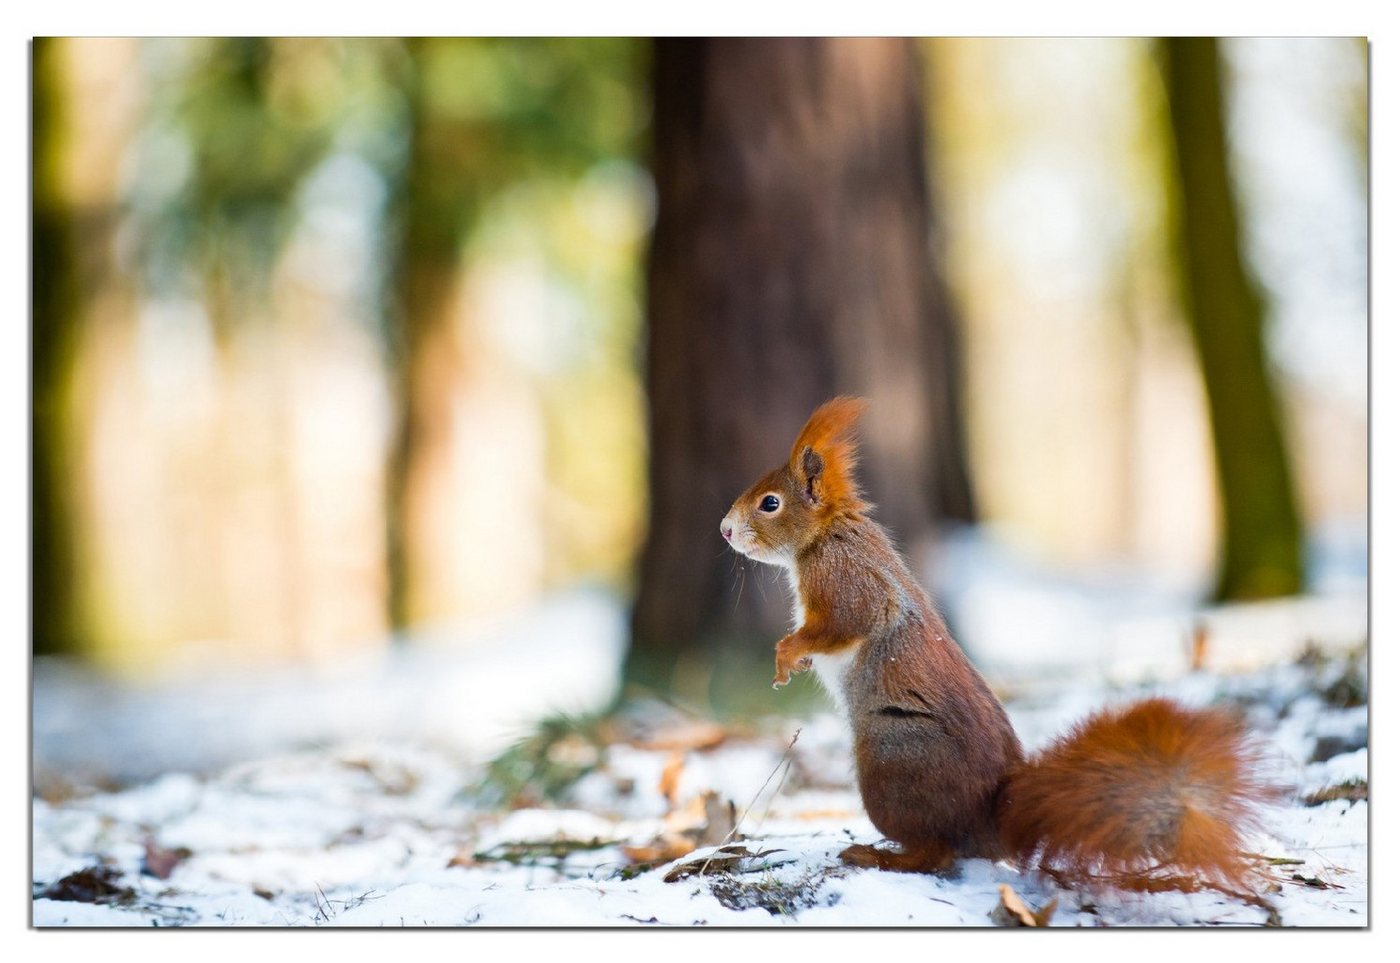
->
[930,524,1367,688]
[32,638,1368,927]
[29,531,1370,928]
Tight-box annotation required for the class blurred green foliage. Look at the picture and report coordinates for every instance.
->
[37,38,651,663]
[129,38,646,329]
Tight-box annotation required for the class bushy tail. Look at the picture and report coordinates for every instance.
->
[999,698,1277,888]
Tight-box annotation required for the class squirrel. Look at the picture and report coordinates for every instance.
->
[719,397,1274,889]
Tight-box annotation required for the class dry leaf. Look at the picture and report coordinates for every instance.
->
[792,808,858,821]
[659,750,686,805]
[992,884,1057,927]
[469,836,618,866]
[664,853,744,882]
[38,865,138,905]
[697,792,736,847]
[446,848,479,869]
[625,791,737,867]
[663,793,710,833]
[1290,873,1334,890]
[141,839,192,880]
[1191,621,1210,671]
[660,791,735,840]
[662,844,788,882]
[630,720,729,752]
[621,834,697,864]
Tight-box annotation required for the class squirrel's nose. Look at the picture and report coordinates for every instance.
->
[720,520,733,541]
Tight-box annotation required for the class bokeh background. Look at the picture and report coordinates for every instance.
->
[32,39,1367,763]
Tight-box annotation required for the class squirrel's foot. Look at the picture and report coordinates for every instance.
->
[773,637,814,687]
[839,842,956,876]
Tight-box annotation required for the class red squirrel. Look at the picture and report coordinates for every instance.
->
[720,397,1273,887]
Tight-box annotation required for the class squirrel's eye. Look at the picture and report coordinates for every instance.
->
[759,495,781,513]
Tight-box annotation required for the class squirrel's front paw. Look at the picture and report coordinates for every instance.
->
[773,663,811,688]
[773,637,813,688]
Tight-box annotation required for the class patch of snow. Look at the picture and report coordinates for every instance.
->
[33,588,626,787]
[928,524,1367,688]
[32,648,1368,927]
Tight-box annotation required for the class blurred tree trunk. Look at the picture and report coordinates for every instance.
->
[384,39,476,629]
[32,38,81,656]
[628,38,974,693]
[382,39,643,632]
[919,62,977,526]
[1159,37,1303,600]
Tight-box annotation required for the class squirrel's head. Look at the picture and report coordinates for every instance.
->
[720,396,870,565]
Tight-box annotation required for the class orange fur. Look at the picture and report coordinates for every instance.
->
[722,398,1276,893]
[1000,697,1275,887]
[788,396,869,517]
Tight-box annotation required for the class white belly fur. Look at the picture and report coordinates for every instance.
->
[783,563,856,718]
[810,649,857,717]
[783,563,804,630]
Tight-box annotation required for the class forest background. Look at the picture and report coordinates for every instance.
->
[31,37,1367,721]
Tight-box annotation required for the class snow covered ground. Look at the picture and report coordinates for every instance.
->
[32,645,1367,927]
[30,528,1369,928]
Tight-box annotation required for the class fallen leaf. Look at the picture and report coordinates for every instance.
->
[142,839,192,880]
[36,866,137,906]
[697,792,736,847]
[1190,621,1210,671]
[792,808,860,820]
[621,833,697,864]
[630,720,729,752]
[342,757,420,795]
[626,791,738,867]
[468,836,620,867]
[991,884,1057,927]
[447,848,479,869]
[659,750,685,805]
[1303,779,1368,806]
[661,790,735,840]
[1290,873,1334,890]
[663,793,710,833]
[662,844,791,882]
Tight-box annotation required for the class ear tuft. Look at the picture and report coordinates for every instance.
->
[788,396,869,513]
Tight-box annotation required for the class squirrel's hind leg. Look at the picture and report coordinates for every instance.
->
[839,841,956,875]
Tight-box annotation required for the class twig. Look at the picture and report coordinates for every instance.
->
[312,882,332,923]
[696,728,801,877]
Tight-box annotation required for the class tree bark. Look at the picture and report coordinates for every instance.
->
[32,38,81,656]
[384,39,477,629]
[628,38,974,692]
[1159,37,1303,600]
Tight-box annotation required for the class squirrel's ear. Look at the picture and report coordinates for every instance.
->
[800,445,824,504]
[788,396,868,512]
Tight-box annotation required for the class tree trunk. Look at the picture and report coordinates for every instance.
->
[1158,38,1304,600]
[384,39,477,630]
[628,38,974,693]
[919,55,977,526]
[32,38,81,656]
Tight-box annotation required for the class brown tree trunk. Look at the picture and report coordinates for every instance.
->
[384,39,477,630]
[1158,38,1303,600]
[628,38,974,693]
